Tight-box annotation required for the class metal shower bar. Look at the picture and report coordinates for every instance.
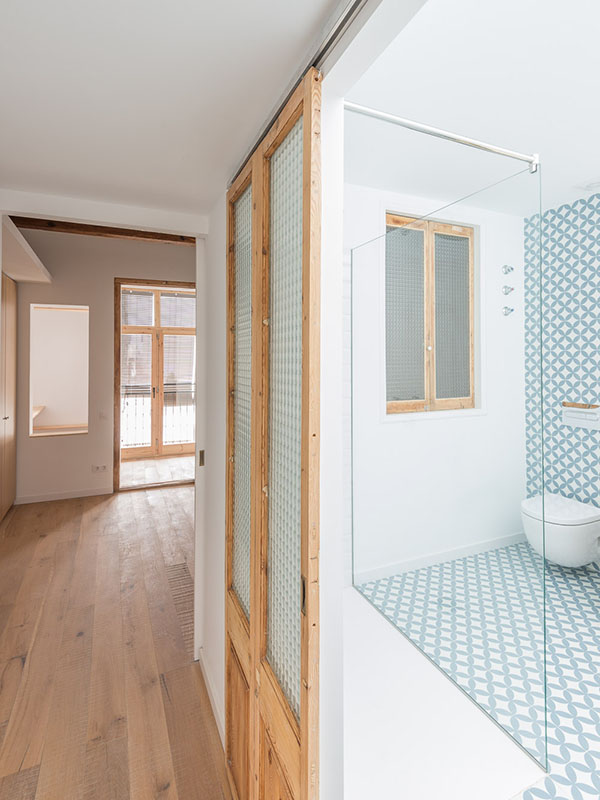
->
[344,101,540,172]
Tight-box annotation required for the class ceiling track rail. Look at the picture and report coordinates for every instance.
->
[344,101,540,172]
[228,0,372,187]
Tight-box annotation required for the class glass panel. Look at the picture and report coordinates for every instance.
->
[349,118,546,767]
[162,334,196,445]
[434,232,471,398]
[535,191,600,794]
[231,184,253,619]
[266,116,303,720]
[160,291,195,328]
[121,333,152,447]
[385,225,425,402]
[122,289,154,326]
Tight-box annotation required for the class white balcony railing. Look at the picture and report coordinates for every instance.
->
[120,385,195,449]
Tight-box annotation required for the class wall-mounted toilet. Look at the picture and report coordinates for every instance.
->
[521,492,600,568]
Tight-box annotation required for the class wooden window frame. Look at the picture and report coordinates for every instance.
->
[385,212,475,415]
[112,277,196,492]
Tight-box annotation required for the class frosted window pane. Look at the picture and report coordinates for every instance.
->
[122,290,154,326]
[434,233,471,398]
[385,226,425,402]
[266,118,303,720]
[231,184,252,619]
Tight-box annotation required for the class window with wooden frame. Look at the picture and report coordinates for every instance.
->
[385,213,474,414]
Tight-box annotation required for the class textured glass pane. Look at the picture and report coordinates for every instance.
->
[385,225,425,402]
[122,290,154,326]
[163,334,196,445]
[231,184,252,619]
[266,117,303,720]
[121,333,152,447]
[434,233,471,398]
[161,292,196,328]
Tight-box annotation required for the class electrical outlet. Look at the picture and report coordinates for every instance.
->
[92,464,107,473]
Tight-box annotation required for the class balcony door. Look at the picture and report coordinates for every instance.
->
[115,279,196,489]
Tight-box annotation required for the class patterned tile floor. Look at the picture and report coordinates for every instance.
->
[358,542,600,800]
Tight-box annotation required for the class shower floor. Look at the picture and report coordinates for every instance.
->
[358,541,600,800]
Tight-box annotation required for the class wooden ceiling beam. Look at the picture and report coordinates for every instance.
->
[10,216,196,246]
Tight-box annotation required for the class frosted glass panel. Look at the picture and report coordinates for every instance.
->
[385,225,425,402]
[434,233,471,398]
[266,117,303,719]
[231,184,252,619]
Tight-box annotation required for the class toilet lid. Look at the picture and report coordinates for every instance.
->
[521,492,600,525]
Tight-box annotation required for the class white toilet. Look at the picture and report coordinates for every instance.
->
[521,492,600,568]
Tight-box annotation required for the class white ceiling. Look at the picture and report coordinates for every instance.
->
[0,0,341,216]
[345,0,600,215]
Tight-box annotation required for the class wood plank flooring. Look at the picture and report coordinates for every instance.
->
[0,487,230,800]
[120,457,195,490]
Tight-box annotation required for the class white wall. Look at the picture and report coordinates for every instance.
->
[30,305,89,429]
[15,231,195,503]
[346,183,527,581]
[318,82,346,799]
[195,194,227,740]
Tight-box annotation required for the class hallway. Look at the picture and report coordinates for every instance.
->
[0,487,230,799]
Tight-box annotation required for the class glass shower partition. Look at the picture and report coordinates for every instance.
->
[349,137,547,766]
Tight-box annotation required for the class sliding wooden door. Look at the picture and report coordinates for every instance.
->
[226,69,321,800]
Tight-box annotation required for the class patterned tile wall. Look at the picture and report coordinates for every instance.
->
[525,194,600,506]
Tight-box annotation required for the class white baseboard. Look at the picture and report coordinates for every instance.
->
[355,532,526,584]
[14,486,113,504]
[197,649,225,745]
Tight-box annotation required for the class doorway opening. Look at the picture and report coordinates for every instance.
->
[114,278,196,490]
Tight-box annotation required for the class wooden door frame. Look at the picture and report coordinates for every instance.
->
[113,276,196,492]
[225,68,321,800]
[225,156,256,800]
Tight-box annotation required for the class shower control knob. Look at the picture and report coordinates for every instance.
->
[502,306,515,316]
[502,265,515,274]
[502,286,515,295]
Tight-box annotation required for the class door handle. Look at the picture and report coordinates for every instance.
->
[301,575,307,615]
[2,416,8,421]
[152,387,156,399]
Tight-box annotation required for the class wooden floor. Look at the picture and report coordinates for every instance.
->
[120,456,195,489]
[0,487,231,800]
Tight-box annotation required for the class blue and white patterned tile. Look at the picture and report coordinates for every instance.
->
[358,542,600,799]
[525,194,600,509]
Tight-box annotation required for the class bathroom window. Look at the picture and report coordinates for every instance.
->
[385,213,474,413]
